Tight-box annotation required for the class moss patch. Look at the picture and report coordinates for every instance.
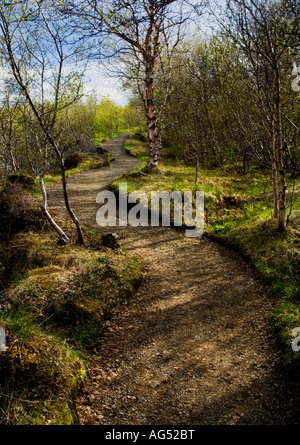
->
[0,310,87,424]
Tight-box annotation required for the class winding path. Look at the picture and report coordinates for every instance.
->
[48,134,296,425]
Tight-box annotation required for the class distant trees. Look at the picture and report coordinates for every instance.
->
[90,97,145,139]
[93,98,125,138]
[122,97,146,131]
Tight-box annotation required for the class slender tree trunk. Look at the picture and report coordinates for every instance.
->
[156,116,162,161]
[144,1,160,169]
[271,122,279,218]
[39,174,70,244]
[275,70,286,232]
[277,136,286,232]
[8,142,19,173]
[59,159,84,245]
[145,54,159,168]
[39,145,70,243]
[8,121,19,172]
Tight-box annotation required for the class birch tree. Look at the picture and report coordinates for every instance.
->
[61,0,191,168]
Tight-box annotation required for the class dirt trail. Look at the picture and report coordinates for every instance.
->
[48,134,296,425]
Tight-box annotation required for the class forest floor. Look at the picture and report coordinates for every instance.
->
[48,133,298,425]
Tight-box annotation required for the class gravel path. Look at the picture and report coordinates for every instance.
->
[48,134,297,425]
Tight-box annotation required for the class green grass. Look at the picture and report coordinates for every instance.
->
[124,131,149,162]
[0,308,87,425]
[113,133,300,367]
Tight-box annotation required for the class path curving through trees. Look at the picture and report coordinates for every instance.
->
[48,134,296,425]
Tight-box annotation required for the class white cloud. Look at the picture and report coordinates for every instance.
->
[0,61,132,106]
[83,62,131,106]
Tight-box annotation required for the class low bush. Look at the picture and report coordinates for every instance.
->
[64,153,85,170]
[7,171,35,190]
[0,183,45,241]
[0,310,87,424]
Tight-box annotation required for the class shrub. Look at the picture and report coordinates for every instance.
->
[0,183,45,240]
[0,312,86,424]
[7,171,35,190]
[64,153,85,170]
